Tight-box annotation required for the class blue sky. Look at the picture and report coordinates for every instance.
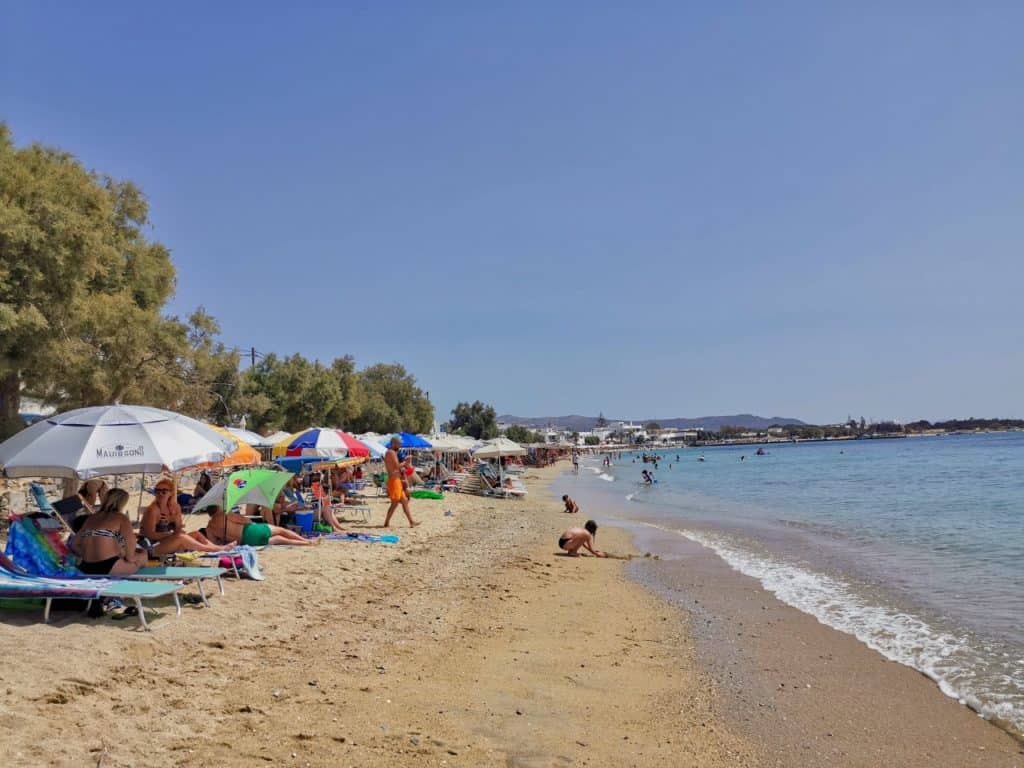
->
[4,3,1023,424]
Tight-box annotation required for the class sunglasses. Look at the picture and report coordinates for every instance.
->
[155,488,172,495]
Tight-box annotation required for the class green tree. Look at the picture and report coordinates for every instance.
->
[0,124,193,434]
[504,424,539,444]
[449,400,499,440]
[584,435,601,446]
[349,363,433,434]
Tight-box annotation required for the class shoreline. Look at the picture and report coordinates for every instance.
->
[570,480,1024,765]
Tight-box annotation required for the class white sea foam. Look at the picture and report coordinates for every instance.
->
[625,492,636,502]
[598,472,615,482]
[638,521,1024,734]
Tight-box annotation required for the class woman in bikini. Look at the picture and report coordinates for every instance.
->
[71,488,149,575]
[557,520,606,558]
[140,478,226,555]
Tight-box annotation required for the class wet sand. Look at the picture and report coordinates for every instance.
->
[628,526,1024,767]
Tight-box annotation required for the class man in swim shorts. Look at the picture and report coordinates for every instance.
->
[196,507,317,547]
[384,436,420,528]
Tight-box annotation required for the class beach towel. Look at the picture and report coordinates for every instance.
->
[198,546,264,581]
[319,532,399,544]
[4,516,79,578]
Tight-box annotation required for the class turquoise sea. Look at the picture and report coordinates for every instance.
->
[555,432,1024,737]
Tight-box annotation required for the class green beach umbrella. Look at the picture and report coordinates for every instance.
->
[194,468,294,512]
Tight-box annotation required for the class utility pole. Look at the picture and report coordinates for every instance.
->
[250,347,256,368]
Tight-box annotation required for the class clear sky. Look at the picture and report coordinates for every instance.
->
[4,3,1023,425]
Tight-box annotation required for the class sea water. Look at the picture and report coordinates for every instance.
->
[557,433,1024,736]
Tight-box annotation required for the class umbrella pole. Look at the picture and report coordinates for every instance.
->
[136,472,145,524]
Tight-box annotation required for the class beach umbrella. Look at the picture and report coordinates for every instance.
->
[225,427,274,447]
[379,432,433,450]
[472,437,527,459]
[357,436,389,460]
[193,467,294,512]
[335,431,370,458]
[194,425,262,468]
[271,428,351,459]
[273,455,365,473]
[473,437,527,488]
[264,430,292,445]
[0,404,236,479]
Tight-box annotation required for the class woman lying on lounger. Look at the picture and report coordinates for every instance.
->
[71,488,150,575]
[140,478,228,555]
[196,506,317,547]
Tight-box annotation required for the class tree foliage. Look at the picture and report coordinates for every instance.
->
[504,424,541,444]
[584,435,601,445]
[449,400,499,440]
[0,125,437,439]
[0,124,203,434]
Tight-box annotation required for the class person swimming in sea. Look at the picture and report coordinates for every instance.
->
[557,520,605,557]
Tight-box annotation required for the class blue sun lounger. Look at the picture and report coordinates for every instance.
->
[130,566,226,606]
[0,567,183,630]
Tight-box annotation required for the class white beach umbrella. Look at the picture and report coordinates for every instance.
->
[225,427,273,447]
[263,430,293,445]
[472,437,527,459]
[473,437,527,489]
[0,404,237,479]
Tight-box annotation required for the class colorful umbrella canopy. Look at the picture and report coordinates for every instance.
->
[194,425,261,468]
[274,455,365,473]
[335,431,370,458]
[380,432,433,450]
[193,468,294,512]
[0,404,236,479]
[272,428,350,458]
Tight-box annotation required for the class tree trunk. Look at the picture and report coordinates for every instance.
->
[0,371,23,439]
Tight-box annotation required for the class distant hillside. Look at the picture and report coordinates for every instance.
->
[498,414,807,431]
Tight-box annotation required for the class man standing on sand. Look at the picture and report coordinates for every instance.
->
[562,494,579,514]
[384,436,420,528]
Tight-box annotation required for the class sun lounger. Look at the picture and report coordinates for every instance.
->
[0,566,182,630]
[130,566,226,606]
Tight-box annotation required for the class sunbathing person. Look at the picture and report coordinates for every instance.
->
[198,506,317,547]
[71,488,149,575]
[141,478,226,555]
[557,520,606,558]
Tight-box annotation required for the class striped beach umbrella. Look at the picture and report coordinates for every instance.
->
[272,428,359,458]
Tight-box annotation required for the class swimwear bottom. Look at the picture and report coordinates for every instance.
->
[79,556,119,575]
[387,477,406,502]
[241,522,272,547]
[558,536,570,550]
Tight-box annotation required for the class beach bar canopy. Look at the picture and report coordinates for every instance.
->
[0,404,236,479]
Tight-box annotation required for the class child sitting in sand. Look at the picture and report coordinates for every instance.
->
[196,506,318,547]
[558,520,605,558]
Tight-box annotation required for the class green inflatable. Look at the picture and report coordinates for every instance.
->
[409,489,444,500]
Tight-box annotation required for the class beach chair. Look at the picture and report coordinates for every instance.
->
[0,555,182,630]
[312,482,371,524]
[5,516,227,606]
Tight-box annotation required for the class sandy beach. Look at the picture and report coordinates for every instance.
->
[1,463,1021,767]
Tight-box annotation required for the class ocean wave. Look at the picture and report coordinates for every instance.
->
[598,473,615,482]
[640,522,1023,736]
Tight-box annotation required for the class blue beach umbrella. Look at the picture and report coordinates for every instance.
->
[380,432,432,450]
